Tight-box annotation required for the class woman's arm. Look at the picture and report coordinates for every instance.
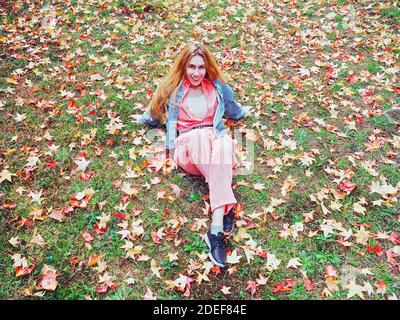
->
[131,109,161,128]
[221,83,247,120]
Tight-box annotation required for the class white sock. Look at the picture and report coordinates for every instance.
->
[210,225,223,235]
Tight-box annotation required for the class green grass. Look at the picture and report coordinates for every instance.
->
[1,0,399,301]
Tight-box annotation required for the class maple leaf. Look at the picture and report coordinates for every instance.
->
[266,253,281,272]
[121,182,139,196]
[97,272,116,294]
[0,169,16,183]
[49,208,65,222]
[143,287,157,300]
[173,274,194,296]
[245,280,259,296]
[29,207,47,221]
[286,257,302,270]
[272,279,296,293]
[195,271,210,285]
[29,189,44,205]
[90,73,104,81]
[344,281,365,300]
[304,277,315,291]
[12,254,35,277]
[253,183,266,191]
[324,265,338,278]
[256,273,268,285]
[30,230,46,247]
[81,231,94,243]
[320,222,335,238]
[336,238,355,247]
[355,226,370,245]
[367,244,383,256]
[190,218,208,232]
[150,176,161,185]
[156,190,167,200]
[167,252,179,262]
[35,265,58,291]
[376,279,387,295]
[281,175,298,197]
[9,236,20,247]
[168,184,182,197]
[353,202,366,215]
[74,157,90,172]
[226,249,242,264]
[221,286,232,295]
[87,254,102,267]
[151,259,162,279]
[369,180,398,197]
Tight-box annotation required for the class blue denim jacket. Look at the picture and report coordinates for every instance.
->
[139,79,245,149]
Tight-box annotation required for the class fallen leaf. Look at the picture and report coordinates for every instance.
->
[35,265,58,291]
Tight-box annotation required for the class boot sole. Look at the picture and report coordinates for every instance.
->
[204,233,226,268]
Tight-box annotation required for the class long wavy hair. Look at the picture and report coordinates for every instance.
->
[148,43,226,121]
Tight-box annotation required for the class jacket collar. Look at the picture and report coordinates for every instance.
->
[178,77,220,90]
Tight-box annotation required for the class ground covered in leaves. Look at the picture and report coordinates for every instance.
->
[1,0,399,300]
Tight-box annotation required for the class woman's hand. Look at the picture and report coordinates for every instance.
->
[242,105,253,118]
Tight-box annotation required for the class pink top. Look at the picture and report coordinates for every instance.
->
[176,78,218,133]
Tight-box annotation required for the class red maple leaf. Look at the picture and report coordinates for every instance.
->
[47,159,56,169]
[211,266,221,275]
[272,279,296,293]
[106,138,114,146]
[346,74,356,84]
[15,264,35,277]
[245,280,259,296]
[146,89,154,100]
[304,277,315,291]
[151,231,161,244]
[389,232,400,245]
[391,86,400,94]
[111,212,126,222]
[93,224,106,235]
[367,244,383,256]
[2,202,16,209]
[338,180,357,194]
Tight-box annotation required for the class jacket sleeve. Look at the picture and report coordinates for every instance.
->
[221,83,246,120]
[139,108,161,128]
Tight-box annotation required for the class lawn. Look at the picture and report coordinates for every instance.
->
[0,0,399,300]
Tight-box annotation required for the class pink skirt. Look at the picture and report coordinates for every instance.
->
[173,127,239,215]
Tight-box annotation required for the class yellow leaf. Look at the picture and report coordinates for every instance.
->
[5,77,18,84]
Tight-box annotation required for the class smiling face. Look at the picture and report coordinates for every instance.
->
[185,54,207,87]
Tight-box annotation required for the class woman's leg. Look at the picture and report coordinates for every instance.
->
[176,130,237,219]
[208,134,237,215]
[211,205,225,231]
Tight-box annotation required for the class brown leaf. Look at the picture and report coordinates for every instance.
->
[49,208,65,222]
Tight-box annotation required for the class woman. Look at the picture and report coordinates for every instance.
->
[132,43,251,267]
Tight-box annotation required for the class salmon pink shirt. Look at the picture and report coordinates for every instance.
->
[176,78,218,133]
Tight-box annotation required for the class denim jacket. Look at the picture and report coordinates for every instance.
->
[139,78,245,149]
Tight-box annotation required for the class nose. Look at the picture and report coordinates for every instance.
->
[194,69,200,76]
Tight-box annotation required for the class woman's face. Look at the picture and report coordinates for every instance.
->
[186,54,206,87]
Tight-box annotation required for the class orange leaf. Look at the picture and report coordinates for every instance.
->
[15,264,35,277]
[87,254,101,267]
